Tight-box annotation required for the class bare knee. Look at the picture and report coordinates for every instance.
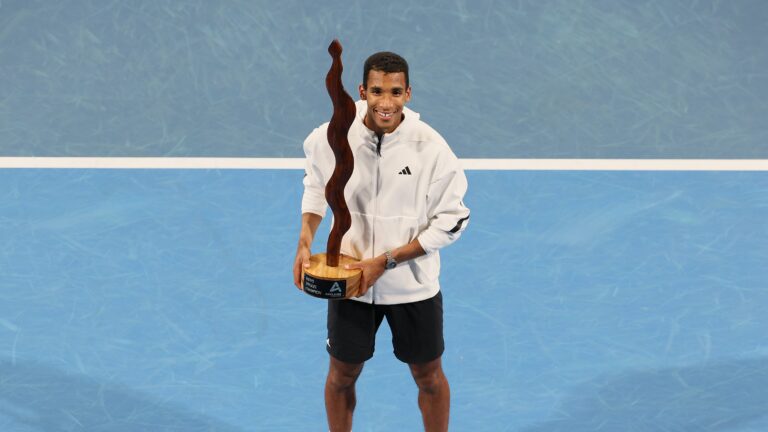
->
[327,357,364,392]
[409,358,446,394]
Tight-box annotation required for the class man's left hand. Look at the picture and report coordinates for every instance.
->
[344,255,387,297]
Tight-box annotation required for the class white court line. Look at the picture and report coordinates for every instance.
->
[1,157,768,171]
[0,157,304,169]
[460,158,768,171]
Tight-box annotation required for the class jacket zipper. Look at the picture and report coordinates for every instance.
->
[371,134,382,302]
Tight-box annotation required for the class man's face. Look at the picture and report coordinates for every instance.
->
[359,70,411,135]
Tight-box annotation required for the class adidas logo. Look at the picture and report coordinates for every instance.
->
[398,166,412,175]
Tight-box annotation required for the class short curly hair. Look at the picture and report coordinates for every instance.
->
[363,52,409,89]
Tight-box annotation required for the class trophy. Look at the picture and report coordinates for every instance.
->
[301,40,362,299]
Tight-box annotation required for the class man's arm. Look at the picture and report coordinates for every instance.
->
[295,127,329,290]
[416,152,470,254]
[293,212,323,289]
[344,238,426,297]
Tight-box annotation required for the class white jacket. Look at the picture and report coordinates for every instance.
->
[302,100,470,305]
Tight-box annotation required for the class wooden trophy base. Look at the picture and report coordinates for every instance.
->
[302,253,362,299]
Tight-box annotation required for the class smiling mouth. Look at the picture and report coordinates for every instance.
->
[375,110,394,120]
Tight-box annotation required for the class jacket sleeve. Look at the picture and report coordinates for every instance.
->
[301,127,329,217]
[417,150,470,254]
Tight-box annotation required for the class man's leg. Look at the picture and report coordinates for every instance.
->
[325,356,364,432]
[409,357,450,432]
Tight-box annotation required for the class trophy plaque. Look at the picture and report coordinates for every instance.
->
[301,39,362,299]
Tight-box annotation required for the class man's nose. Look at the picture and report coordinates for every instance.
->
[379,95,394,109]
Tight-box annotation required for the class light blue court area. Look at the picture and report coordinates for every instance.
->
[1,168,767,431]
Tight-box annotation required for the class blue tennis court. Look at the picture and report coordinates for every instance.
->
[2,169,767,431]
[2,1,768,431]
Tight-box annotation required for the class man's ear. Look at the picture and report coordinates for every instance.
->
[359,84,366,100]
[405,86,412,103]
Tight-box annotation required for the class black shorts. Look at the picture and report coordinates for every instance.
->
[326,291,444,364]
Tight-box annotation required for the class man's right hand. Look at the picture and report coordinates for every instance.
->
[293,245,311,289]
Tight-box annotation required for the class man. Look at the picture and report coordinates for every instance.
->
[293,51,470,432]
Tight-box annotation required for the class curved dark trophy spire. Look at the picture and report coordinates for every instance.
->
[324,40,356,267]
